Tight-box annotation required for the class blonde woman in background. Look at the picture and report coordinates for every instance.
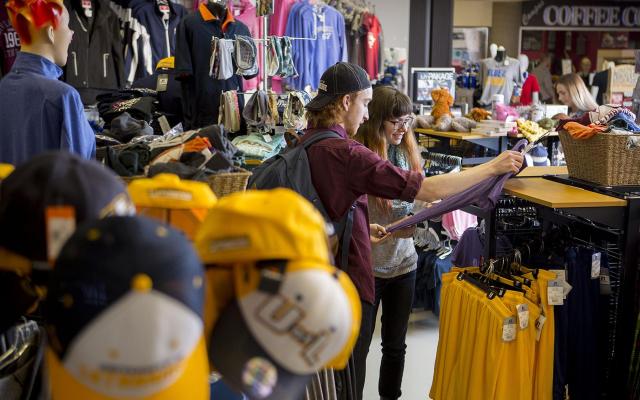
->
[555,73,599,118]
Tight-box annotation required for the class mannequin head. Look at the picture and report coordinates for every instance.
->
[580,57,592,75]
[6,0,73,66]
[489,43,498,59]
[518,54,529,76]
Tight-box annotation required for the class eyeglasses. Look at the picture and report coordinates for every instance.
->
[387,117,415,131]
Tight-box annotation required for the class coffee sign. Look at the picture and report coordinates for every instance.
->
[522,1,640,28]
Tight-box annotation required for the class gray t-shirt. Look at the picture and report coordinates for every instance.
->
[369,146,418,279]
[479,57,522,106]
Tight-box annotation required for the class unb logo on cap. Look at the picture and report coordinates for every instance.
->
[318,81,328,92]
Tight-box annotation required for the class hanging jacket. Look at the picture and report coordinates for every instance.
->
[64,0,125,104]
[126,0,186,84]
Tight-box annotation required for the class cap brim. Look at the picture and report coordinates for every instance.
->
[46,338,210,400]
[210,301,312,400]
[305,92,338,111]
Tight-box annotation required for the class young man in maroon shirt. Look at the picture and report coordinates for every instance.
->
[301,62,523,399]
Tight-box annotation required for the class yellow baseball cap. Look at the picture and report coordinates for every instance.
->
[194,189,331,265]
[0,163,14,180]
[128,174,217,240]
[156,56,175,70]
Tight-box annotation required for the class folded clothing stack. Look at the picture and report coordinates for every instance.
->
[232,133,286,164]
[99,124,241,178]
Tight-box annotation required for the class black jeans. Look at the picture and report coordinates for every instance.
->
[354,270,417,400]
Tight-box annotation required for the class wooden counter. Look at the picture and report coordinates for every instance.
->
[516,166,568,177]
[414,128,493,140]
[415,128,559,140]
[503,178,627,208]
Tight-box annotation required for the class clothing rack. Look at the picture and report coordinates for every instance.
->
[474,176,640,399]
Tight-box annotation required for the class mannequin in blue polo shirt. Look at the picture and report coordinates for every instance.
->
[0,0,95,165]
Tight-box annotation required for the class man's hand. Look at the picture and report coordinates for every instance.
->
[489,150,524,175]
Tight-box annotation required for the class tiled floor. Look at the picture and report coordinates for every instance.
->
[363,311,440,400]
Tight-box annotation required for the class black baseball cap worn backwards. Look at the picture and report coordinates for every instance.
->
[305,62,371,111]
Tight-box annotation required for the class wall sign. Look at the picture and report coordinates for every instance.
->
[522,1,640,28]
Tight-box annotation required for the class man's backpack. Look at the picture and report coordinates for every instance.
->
[247,131,355,271]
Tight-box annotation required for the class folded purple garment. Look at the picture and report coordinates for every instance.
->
[387,140,527,233]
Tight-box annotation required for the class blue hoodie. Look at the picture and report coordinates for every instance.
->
[286,1,347,91]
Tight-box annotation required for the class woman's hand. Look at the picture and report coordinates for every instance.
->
[488,150,524,175]
[370,224,390,244]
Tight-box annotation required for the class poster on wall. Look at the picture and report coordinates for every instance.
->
[452,27,488,70]
[411,68,456,104]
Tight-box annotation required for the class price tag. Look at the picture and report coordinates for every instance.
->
[45,206,76,263]
[535,314,547,342]
[550,269,571,298]
[591,252,601,279]
[156,74,169,92]
[502,317,516,342]
[517,304,529,330]
[547,280,564,306]
[600,267,612,295]
[561,280,573,299]
[158,115,171,134]
[156,0,170,15]
[550,269,566,282]
[263,134,273,143]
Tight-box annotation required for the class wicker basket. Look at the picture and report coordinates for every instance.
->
[558,130,640,186]
[120,175,145,185]
[207,168,252,197]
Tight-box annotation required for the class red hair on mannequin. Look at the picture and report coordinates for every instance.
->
[6,0,63,44]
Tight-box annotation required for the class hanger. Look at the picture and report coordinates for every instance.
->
[0,320,38,373]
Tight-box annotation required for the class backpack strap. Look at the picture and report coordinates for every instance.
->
[300,130,342,149]
[337,204,356,272]
[301,130,355,272]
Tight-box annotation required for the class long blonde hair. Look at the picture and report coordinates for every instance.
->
[354,86,422,212]
[557,73,598,112]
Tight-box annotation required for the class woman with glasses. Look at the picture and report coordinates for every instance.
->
[354,85,422,400]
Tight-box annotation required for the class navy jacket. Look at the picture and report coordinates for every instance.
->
[126,0,186,83]
[175,4,252,129]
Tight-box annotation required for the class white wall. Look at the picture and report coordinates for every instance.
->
[370,0,411,90]
[454,0,494,27]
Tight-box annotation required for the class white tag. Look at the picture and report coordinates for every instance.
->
[591,252,601,279]
[535,314,547,342]
[82,0,92,17]
[517,304,529,330]
[46,206,76,263]
[547,280,564,306]
[550,269,566,282]
[263,134,273,143]
[158,115,171,134]
[502,317,516,342]
[561,280,573,299]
